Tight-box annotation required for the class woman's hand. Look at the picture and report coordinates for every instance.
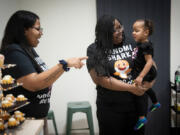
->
[66,56,88,69]
[128,83,148,96]
[129,78,155,96]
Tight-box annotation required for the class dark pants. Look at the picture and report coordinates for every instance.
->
[135,94,149,116]
[97,107,145,135]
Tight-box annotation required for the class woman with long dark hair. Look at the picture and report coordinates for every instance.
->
[86,15,154,135]
[1,10,87,119]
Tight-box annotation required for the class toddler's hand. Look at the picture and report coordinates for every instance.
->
[135,76,143,86]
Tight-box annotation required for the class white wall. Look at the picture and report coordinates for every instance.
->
[19,0,97,134]
[1,0,179,134]
[171,0,180,82]
[0,0,19,41]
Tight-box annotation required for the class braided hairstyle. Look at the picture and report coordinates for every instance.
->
[93,15,125,76]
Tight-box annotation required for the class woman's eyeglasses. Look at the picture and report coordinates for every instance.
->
[32,27,43,32]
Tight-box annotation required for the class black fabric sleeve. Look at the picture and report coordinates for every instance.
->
[86,44,96,72]
[141,42,153,56]
[4,50,36,79]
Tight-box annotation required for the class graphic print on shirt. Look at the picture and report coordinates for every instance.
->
[132,47,138,60]
[106,44,134,84]
[107,44,133,61]
[113,60,132,79]
[37,90,51,104]
[35,56,51,104]
[35,57,48,71]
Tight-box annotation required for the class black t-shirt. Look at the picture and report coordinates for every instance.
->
[87,38,138,112]
[2,44,51,118]
[132,41,157,81]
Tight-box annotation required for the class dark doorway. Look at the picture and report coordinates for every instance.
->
[96,0,170,135]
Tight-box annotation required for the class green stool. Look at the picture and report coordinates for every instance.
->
[66,101,94,135]
[47,110,59,135]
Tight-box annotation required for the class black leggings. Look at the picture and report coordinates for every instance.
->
[135,88,157,116]
[146,88,158,103]
[97,107,145,135]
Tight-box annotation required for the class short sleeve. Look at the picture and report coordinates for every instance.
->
[140,42,153,56]
[3,50,36,79]
[86,43,96,72]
